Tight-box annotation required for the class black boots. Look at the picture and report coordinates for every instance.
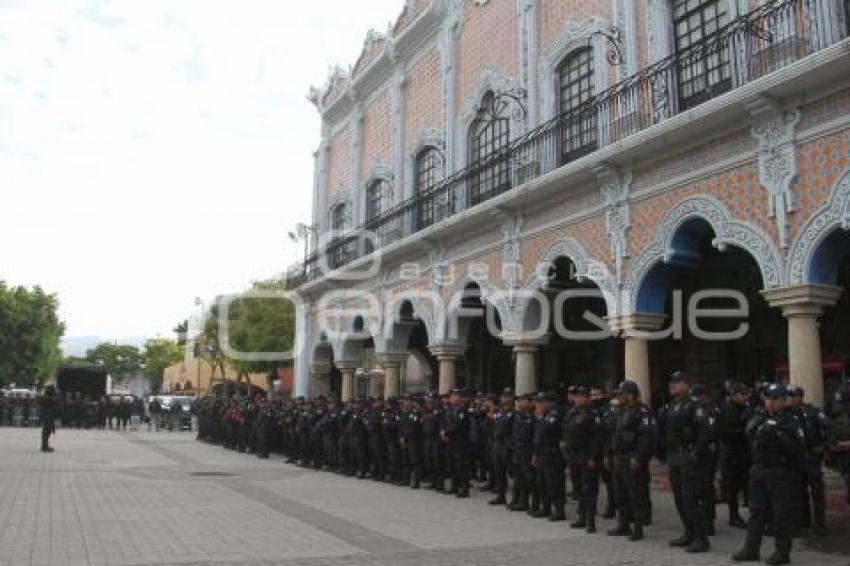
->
[669,533,694,547]
[686,537,710,553]
[548,504,566,522]
[732,547,760,562]
[607,516,632,537]
[629,522,644,541]
[585,515,596,534]
[488,495,507,505]
[570,515,587,529]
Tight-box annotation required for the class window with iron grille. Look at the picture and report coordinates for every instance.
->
[557,47,597,165]
[329,203,351,268]
[673,0,731,110]
[469,92,510,206]
[415,146,442,230]
[366,179,387,224]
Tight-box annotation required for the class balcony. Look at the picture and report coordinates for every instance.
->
[295,0,849,284]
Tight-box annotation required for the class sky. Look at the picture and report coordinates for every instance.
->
[0,0,404,346]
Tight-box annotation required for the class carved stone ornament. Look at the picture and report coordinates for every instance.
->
[749,98,802,248]
[623,195,786,313]
[787,167,850,284]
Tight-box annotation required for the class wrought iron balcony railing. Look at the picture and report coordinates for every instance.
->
[294,0,848,284]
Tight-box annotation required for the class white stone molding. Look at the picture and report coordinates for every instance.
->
[391,70,407,207]
[788,166,850,285]
[520,236,619,321]
[623,194,786,313]
[594,164,633,284]
[490,208,525,293]
[455,67,523,172]
[538,17,610,122]
[350,104,365,227]
[522,0,540,127]
[748,95,801,248]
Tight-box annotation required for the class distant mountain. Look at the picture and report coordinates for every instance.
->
[61,335,148,357]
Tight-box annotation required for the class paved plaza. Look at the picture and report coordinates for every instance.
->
[0,427,848,566]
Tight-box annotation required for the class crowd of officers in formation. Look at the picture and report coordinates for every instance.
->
[194,374,850,566]
[3,391,191,432]
[0,392,146,430]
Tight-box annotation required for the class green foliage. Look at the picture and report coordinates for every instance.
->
[83,342,144,381]
[142,337,184,393]
[0,281,64,388]
[207,280,296,378]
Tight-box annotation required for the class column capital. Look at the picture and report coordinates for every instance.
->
[607,313,667,335]
[761,284,843,318]
[500,332,549,349]
[335,360,359,373]
[375,352,409,368]
[429,343,466,360]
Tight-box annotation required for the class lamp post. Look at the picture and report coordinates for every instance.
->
[194,297,205,393]
[288,223,315,276]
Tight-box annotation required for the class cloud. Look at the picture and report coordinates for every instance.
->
[0,0,405,339]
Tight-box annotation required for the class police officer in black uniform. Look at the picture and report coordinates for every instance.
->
[607,380,655,542]
[532,392,566,521]
[39,385,58,452]
[365,398,385,480]
[422,393,444,490]
[489,388,514,506]
[733,383,805,565]
[788,385,828,535]
[561,386,603,533]
[828,386,850,506]
[400,395,425,488]
[442,388,471,498]
[720,382,752,528]
[509,393,536,511]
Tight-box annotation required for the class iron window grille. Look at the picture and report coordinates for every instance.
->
[557,47,598,165]
[674,0,732,111]
[469,91,511,206]
[415,146,445,230]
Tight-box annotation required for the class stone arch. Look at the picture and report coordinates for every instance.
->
[436,274,512,343]
[382,290,437,344]
[519,236,619,328]
[788,167,850,285]
[623,194,785,313]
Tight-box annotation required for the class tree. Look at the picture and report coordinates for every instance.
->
[0,282,64,388]
[84,343,144,382]
[203,280,296,393]
[142,337,184,393]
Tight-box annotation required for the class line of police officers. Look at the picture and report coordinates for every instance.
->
[195,375,850,566]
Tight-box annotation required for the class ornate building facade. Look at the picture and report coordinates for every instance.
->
[292,0,850,408]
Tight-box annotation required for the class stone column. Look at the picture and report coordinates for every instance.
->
[763,284,843,408]
[308,362,331,399]
[377,353,408,400]
[429,344,466,395]
[336,361,358,402]
[368,369,384,400]
[502,334,549,396]
[608,313,667,404]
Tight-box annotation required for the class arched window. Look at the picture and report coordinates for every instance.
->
[329,202,353,268]
[366,179,389,224]
[415,146,443,229]
[557,48,597,164]
[469,91,510,206]
[673,0,731,110]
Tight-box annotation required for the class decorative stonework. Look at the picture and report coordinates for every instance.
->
[594,165,633,283]
[455,67,523,169]
[788,167,850,285]
[491,209,524,291]
[623,195,786,313]
[539,17,609,120]
[520,236,619,320]
[749,97,802,248]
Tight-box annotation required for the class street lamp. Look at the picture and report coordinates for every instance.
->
[289,223,315,277]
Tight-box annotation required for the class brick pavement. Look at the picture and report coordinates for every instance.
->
[0,427,847,566]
